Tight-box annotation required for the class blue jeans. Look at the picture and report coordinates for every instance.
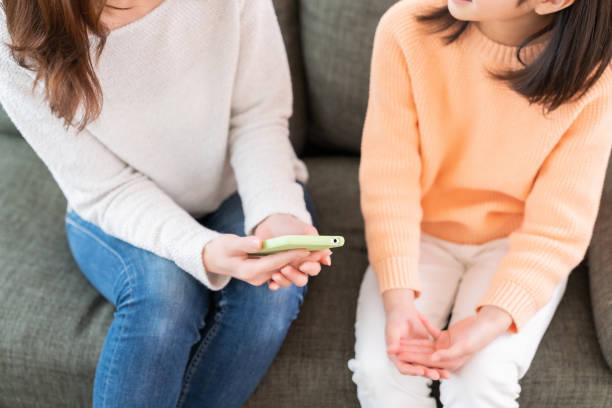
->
[65,186,316,408]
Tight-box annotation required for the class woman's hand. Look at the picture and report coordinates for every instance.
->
[384,289,451,380]
[254,213,332,290]
[399,306,512,372]
[202,234,311,286]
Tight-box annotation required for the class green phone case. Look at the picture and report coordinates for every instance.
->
[250,235,345,255]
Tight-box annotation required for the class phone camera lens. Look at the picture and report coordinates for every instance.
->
[332,238,338,244]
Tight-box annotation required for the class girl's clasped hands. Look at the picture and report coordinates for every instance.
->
[384,289,513,380]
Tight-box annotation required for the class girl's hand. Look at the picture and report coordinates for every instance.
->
[202,234,311,286]
[400,306,512,372]
[254,213,332,290]
[383,289,451,380]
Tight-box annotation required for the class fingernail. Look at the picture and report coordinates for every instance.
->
[250,238,261,250]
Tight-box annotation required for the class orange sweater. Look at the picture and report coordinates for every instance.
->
[360,0,612,332]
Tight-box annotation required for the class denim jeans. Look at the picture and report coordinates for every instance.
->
[65,186,316,408]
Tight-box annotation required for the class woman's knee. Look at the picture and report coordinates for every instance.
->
[116,253,210,336]
[218,280,305,342]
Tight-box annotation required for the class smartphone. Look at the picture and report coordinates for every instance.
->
[250,235,345,256]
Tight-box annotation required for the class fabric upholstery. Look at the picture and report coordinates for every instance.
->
[1,0,611,405]
[0,135,108,407]
[589,158,612,369]
[246,157,364,407]
[300,0,396,153]
[519,263,612,407]
[0,104,18,136]
[272,0,308,154]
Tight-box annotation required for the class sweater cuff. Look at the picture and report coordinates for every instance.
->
[372,257,421,296]
[243,181,312,235]
[173,228,231,291]
[477,280,539,333]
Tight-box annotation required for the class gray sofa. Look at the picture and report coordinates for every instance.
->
[1,0,611,407]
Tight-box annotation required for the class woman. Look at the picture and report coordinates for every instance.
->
[0,0,332,407]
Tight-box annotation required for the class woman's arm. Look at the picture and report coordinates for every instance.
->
[228,0,312,235]
[0,23,229,290]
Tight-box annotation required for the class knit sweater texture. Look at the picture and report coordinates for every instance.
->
[360,0,612,331]
[0,0,311,291]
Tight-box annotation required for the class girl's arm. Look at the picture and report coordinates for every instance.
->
[360,13,424,295]
[478,91,612,332]
[0,21,229,291]
[228,0,312,235]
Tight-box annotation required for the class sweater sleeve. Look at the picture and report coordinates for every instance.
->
[359,16,424,294]
[0,21,230,291]
[228,0,311,235]
[478,93,612,332]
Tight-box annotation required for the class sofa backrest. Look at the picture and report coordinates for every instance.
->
[300,0,396,154]
[272,0,308,154]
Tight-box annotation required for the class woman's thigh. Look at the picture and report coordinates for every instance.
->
[65,210,210,312]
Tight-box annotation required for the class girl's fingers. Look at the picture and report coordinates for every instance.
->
[271,272,292,288]
[280,265,309,287]
[395,361,425,377]
[418,313,442,340]
[432,344,465,363]
[268,280,280,291]
[439,369,452,379]
[400,339,436,347]
[424,368,440,381]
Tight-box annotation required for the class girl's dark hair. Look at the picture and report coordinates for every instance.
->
[418,1,612,111]
[2,0,111,130]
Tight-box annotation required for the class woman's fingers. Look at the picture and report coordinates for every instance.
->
[268,280,280,291]
[298,261,321,276]
[280,265,309,287]
[271,272,292,288]
[250,249,310,274]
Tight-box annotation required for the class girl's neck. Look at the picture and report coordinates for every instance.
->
[476,12,553,47]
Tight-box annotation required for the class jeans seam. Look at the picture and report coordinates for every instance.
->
[175,290,227,408]
[65,217,130,274]
[66,216,135,408]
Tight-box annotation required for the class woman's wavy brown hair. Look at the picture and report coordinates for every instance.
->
[3,0,111,130]
[418,0,612,111]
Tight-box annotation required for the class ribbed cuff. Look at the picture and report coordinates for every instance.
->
[173,228,231,291]
[372,257,421,297]
[477,280,538,333]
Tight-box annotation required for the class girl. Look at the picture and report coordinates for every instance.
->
[350,0,612,406]
[0,0,332,407]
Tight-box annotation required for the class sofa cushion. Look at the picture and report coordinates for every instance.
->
[300,0,396,154]
[0,136,110,407]
[246,156,365,407]
[588,157,612,370]
[519,263,612,407]
[272,0,308,154]
[0,104,19,136]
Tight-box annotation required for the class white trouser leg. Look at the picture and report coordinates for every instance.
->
[349,234,466,408]
[439,238,567,408]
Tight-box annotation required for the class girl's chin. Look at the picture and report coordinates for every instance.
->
[448,0,476,21]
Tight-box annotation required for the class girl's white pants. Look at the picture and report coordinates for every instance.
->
[348,233,567,408]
